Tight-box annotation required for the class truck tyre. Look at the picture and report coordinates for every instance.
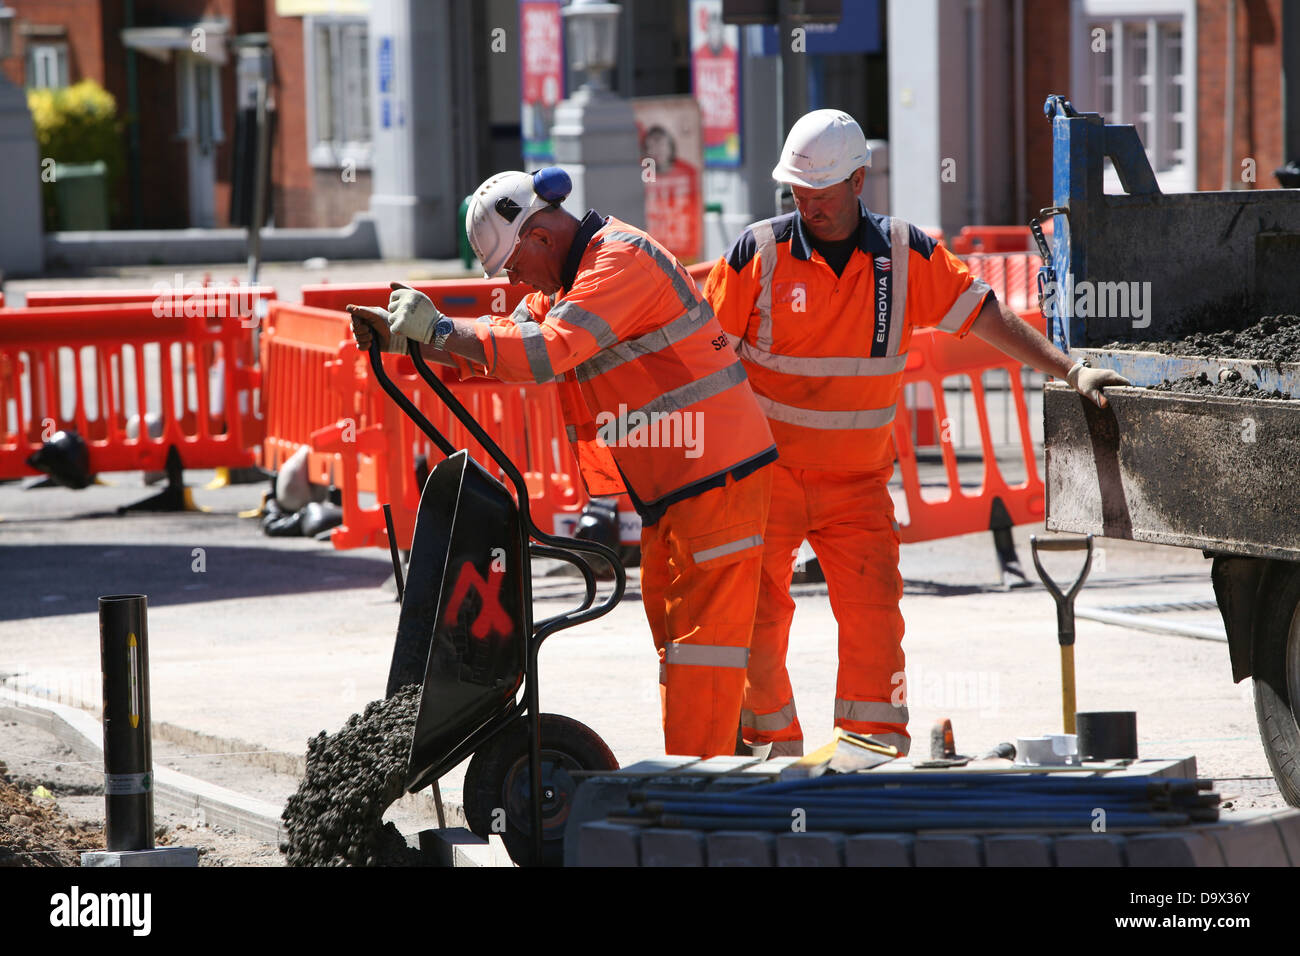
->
[1253,562,1300,807]
[463,713,618,866]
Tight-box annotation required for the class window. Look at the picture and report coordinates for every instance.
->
[27,41,69,89]
[1072,0,1196,193]
[305,17,371,169]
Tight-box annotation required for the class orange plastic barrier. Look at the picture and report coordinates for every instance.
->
[959,251,1040,314]
[950,226,1034,255]
[0,303,262,478]
[303,264,716,316]
[891,309,1046,544]
[260,301,589,551]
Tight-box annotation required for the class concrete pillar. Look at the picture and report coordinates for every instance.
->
[368,0,461,259]
[0,76,45,277]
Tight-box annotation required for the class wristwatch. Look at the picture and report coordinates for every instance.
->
[432,317,454,350]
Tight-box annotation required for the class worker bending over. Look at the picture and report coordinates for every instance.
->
[705,110,1129,757]
[350,168,778,758]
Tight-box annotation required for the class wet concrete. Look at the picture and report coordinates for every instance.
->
[1104,314,1300,363]
[1148,372,1294,401]
[280,685,424,867]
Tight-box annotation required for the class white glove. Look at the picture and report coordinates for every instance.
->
[387,282,445,345]
[1067,361,1131,408]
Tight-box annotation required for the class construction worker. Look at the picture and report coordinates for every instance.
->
[349,167,778,758]
[705,110,1129,757]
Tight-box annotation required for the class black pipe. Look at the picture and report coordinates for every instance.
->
[98,594,153,851]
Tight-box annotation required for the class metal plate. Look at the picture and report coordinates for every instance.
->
[1045,384,1300,559]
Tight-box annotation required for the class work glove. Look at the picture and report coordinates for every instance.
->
[387,281,447,345]
[346,303,409,355]
[1067,361,1131,408]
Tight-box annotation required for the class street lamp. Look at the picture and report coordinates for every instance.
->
[562,0,619,92]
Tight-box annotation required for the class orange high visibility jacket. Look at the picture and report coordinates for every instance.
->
[704,203,993,471]
[452,212,777,518]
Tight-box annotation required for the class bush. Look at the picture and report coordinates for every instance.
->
[27,79,124,229]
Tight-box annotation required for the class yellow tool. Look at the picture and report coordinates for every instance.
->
[1030,534,1094,734]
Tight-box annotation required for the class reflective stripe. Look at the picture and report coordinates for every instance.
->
[606,361,748,436]
[725,331,742,350]
[575,301,714,382]
[756,395,896,430]
[600,230,699,313]
[665,643,750,668]
[737,340,908,378]
[565,424,578,441]
[938,277,992,333]
[770,740,804,757]
[548,300,619,348]
[518,322,556,384]
[751,220,777,351]
[692,533,763,564]
[886,217,910,357]
[835,698,909,724]
[741,701,798,733]
[871,732,911,755]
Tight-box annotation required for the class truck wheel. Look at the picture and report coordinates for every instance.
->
[1253,562,1300,807]
[463,714,618,866]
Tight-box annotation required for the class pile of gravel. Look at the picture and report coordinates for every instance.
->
[280,684,425,867]
[1105,314,1300,363]
[1148,372,1293,401]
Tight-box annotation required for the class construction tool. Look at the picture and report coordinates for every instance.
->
[915,718,1015,768]
[365,339,625,866]
[1030,534,1094,734]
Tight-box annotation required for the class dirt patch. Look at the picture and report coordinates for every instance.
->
[0,760,105,866]
[280,685,424,867]
[1104,313,1300,363]
[1148,372,1294,400]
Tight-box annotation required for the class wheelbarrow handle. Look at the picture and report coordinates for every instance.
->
[403,341,627,626]
[365,339,457,457]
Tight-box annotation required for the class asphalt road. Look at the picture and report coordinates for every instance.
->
[0,466,1283,823]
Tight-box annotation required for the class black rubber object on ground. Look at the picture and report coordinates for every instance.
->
[462,713,618,867]
[1252,563,1300,807]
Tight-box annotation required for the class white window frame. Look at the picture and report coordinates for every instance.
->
[304,15,372,171]
[27,40,69,89]
[1070,0,1197,194]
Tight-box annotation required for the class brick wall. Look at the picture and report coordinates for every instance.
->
[1020,0,1071,216]
[266,7,372,228]
[1198,0,1284,190]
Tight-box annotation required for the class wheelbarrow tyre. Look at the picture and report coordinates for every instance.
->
[462,713,618,866]
[1252,561,1300,807]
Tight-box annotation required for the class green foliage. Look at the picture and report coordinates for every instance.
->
[27,80,124,229]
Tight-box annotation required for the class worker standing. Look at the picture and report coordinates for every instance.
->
[704,110,1129,756]
[349,167,778,759]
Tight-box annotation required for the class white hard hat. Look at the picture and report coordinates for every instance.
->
[771,109,871,190]
[465,167,572,278]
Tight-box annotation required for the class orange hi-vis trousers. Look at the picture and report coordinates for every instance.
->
[741,463,909,756]
[640,465,773,757]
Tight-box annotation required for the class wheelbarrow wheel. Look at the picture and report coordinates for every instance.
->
[463,713,618,866]
[1253,562,1300,807]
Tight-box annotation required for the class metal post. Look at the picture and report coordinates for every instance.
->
[778,0,808,145]
[98,594,154,851]
[247,77,269,286]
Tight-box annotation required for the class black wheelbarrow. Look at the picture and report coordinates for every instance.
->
[366,339,625,867]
